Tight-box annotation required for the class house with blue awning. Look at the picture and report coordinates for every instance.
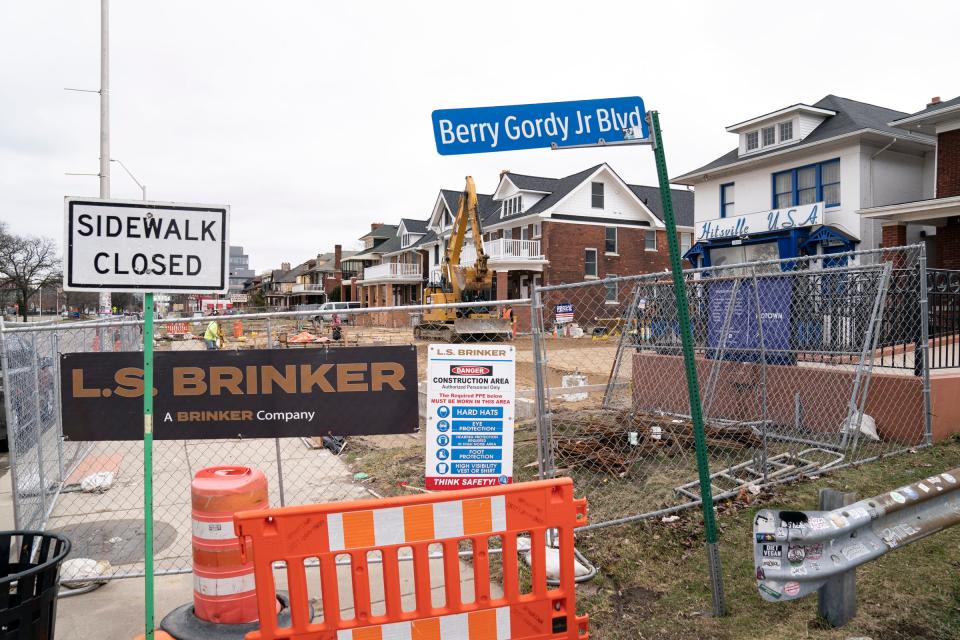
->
[672,95,936,268]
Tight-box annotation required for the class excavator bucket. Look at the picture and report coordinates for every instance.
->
[453,317,512,339]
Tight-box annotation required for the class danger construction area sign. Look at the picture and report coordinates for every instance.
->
[63,197,229,293]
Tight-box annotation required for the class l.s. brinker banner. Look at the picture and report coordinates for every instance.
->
[432,97,648,155]
[60,346,418,440]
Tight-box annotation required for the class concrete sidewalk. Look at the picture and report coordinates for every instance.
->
[0,454,502,639]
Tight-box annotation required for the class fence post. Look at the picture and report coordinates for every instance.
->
[529,289,553,480]
[648,110,725,616]
[52,330,64,484]
[30,332,48,522]
[749,267,770,483]
[817,488,857,626]
[918,245,933,445]
[0,318,22,529]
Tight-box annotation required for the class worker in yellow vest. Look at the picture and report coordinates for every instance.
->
[203,311,224,350]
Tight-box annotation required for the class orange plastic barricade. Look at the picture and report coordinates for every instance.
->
[234,478,589,640]
[167,321,190,337]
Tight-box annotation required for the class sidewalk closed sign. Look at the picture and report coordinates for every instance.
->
[426,344,516,490]
[432,96,648,155]
[64,197,229,293]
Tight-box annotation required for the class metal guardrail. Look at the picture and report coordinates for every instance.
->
[752,466,960,603]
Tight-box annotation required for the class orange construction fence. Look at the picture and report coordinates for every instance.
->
[234,478,589,640]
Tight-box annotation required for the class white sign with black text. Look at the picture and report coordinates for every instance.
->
[64,197,229,293]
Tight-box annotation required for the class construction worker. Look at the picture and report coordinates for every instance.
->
[204,311,224,350]
[503,305,516,338]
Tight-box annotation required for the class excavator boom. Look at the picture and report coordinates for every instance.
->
[417,176,510,342]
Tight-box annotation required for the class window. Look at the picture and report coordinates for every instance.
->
[772,159,841,208]
[503,228,513,240]
[779,121,793,142]
[591,182,604,208]
[645,229,657,251]
[680,232,692,254]
[821,160,840,207]
[720,183,735,218]
[533,222,542,238]
[605,274,618,303]
[605,227,617,253]
[797,166,817,204]
[762,126,775,147]
[584,249,598,277]
[520,226,530,241]
[746,131,759,151]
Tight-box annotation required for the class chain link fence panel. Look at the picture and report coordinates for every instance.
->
[531,245,930,530]
[1,299,533,583]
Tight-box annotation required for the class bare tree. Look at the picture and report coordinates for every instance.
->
[0,222,61,321]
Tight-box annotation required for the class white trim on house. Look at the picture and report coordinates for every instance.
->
[889,103,960,129]
[858,194,960,222]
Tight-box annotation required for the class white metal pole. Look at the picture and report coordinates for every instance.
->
[98,0,111,316]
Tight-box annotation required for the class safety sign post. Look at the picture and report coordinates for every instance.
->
[430,97,725,616]
[63,196,229,640]
[426,344,516,490]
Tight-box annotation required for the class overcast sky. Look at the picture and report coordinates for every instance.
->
[1,0,957,272]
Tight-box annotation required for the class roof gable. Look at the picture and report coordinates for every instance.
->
[673,95,928,181]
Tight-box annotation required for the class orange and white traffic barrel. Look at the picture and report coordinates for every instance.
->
[191,466,268,624]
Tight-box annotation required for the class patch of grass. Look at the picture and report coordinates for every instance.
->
[573,436,960,639]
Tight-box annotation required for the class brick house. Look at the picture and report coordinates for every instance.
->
[347,163,694,330]
[858,96,960,269]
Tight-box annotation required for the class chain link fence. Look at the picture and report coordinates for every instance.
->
[0,244,938,582]
[0,299,533,583]
[530,245,931,530]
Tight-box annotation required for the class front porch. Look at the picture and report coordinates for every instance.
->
[859,194,960,269]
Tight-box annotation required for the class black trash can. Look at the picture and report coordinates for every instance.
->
[0,531,71,640]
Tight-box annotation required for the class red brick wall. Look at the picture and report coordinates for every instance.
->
[936,129,960,198]
[881,223,907,248]
[936,219,960,269]
[631,353,925,445]
[540,221,677,286]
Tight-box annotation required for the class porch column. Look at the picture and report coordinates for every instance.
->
[881,222,908,268]
[496,270,509,301]
[881,222,907,249]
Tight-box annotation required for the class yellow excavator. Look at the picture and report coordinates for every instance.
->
[414,176,512,342]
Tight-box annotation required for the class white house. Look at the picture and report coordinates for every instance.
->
[672,95,937,267]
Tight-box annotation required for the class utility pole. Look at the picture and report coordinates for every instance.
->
[98,0,111,317]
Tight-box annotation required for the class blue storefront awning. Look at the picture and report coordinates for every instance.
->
[804,225,857,250]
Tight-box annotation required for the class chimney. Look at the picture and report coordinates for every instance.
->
[334,244,343,284]
[281,262,291,271]
[370,222,383,231]
[928,96,942,107]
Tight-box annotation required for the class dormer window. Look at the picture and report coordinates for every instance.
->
[779,121,793,141]
[401,233,419,247]
[746,131,759,151]
[501,195,522,218]
[762,126,775,147]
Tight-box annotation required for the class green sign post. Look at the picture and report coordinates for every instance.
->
[63,197,229,639]
[647,110,725,616]
[429,99,727,616]
[143,292,155,638]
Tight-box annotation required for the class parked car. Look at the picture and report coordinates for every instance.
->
[313,301,362,324]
